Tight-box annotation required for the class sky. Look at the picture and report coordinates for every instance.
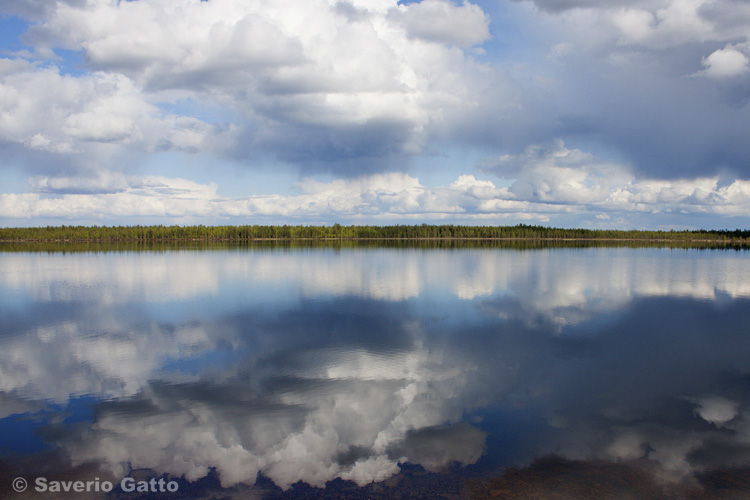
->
[1,0,750,229]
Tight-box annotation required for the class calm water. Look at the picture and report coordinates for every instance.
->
[2,245,750,498]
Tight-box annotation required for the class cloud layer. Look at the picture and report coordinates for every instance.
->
[3,140,750,226]
[2,0,750,226]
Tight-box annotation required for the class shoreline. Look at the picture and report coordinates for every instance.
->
[0,236,747,243]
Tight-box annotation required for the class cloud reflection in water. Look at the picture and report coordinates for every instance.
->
[1,247,750,492]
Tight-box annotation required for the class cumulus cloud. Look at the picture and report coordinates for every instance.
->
[0,317,230,403]
[483,139,750,217]
[609,0,716,48]
[701,45,750,78]
[1,0,496,172]
[394,0,491,47]
[483,140,632,204]
[523,0,746,49]
[0,172,520,222]
[61,344,486,488]
[0,61,235,159]
[692,396,740,425]
[3,142,750,225]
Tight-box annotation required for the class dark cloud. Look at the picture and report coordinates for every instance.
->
[540,40,750,179]
[388,422,488,471]
[0,392,44,419]
[463,2,750,182]
[469,295,750,477]
[697,0,750,34]
[509,0,646,12]
[246,119,421,175]
[0,0,86,21]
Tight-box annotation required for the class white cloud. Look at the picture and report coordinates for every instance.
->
[701,46,750,79]
[0,318,226,403]
[482,140,750,217]
[643,0,714,46]
[555,0,726,49]
[692,396,740,425]
[0,62,235,157]
[611,8,657,43]
[395,0,491,48]
[3,143,750,224]
[61,345,485,488]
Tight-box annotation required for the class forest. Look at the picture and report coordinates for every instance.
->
[1,224,749,243]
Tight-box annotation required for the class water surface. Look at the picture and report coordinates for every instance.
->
[2,245,750,498]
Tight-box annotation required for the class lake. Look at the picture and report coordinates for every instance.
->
[2,244,750,499]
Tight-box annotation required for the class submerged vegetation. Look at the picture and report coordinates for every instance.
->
[1,224,749,245]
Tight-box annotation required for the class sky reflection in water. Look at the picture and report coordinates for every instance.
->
[2,247,750,496]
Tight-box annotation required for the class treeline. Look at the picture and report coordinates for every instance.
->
[3,239,744,254]
[1,224,749,242]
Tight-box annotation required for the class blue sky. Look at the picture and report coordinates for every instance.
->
[1,0,750,229]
